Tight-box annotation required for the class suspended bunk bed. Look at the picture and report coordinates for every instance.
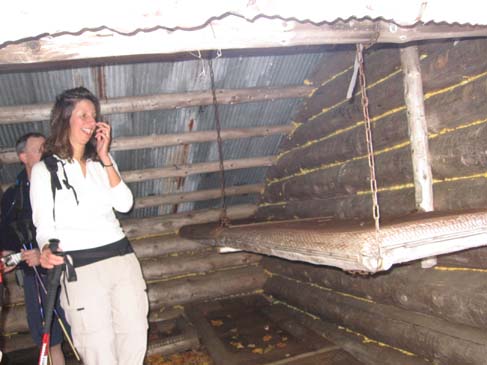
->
[179,209,487,272]
[180,44,487,273]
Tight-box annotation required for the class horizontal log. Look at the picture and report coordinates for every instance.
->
[264,257,487,329]
[149,307,184,323]
[434,178,487,212]
[268,304,430,365]
[147,265,266,309]
[1,333,35,354]
[265,147,413,203]
[257,188,416,222]
[260,176,487,224]
[122,203,257,238]
[2,274,25,305]
[135,184,262,210]
[112,124,292,152]
[0,86,312,124]
[437,246,487,269]
[2,304,29,334]
[131,234,207,259]
[122,156,275,183]
[1,18,487,65]
[141,251,261,280]
[266,275,487,365]
[0,125,291,165]
[146,331,199,357]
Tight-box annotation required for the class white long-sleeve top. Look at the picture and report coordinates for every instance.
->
[30,155,133,252]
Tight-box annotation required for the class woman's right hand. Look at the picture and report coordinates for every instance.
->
[40,246,64,269]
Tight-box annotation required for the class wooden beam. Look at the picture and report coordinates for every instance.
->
[141,251,261,280]
[1,305,29,334]
[122,203,257,238]
[437,246,487,269]
[112,124,292,151]
[131,235,208,260]
[122,156,275,183]
[0,157,273,192]
[1,333,36,354]
[148,265,266,309]
[0,86,312,124]
[400,44,436,268]
[400,45,433,213]
[0,125,291,165]
[1,19,487,65]
[134,184,262,209]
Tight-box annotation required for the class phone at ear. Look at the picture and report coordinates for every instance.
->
[89,127,98,148]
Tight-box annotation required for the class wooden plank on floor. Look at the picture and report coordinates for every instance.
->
[261,304,336,351]
[264,347,362,365]
[185,302,237,365]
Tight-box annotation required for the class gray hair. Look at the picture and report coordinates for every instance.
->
[15,132,46,155]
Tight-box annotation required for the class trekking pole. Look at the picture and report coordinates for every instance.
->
[38,239,64,365]
[24,244,81,361]
[32,264,81,361]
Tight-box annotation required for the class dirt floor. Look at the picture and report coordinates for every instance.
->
[183,295,362,365]
[145,350,213,365]
[1,294,361,365]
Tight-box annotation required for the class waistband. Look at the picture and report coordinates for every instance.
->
[65,237,133,268]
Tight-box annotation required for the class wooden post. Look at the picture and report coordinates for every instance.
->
[400,45,436,268]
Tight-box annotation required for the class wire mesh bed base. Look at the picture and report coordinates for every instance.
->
[179,209,487,272]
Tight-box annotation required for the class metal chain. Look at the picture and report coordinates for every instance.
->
[208,57,230,227]
[357,44,381,232]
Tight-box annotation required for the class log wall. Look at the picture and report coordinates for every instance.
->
[257,37,487,364]
[257,38,487,221]
[264,256,487,365]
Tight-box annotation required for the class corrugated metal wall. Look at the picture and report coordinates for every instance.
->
[0,48,329,218]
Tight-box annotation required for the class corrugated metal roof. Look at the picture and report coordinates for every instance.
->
[0,48,326,219]
[3,0,487,46]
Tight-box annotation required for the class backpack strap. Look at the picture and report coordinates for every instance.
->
[43,155,80,221]
[44,155,62,221]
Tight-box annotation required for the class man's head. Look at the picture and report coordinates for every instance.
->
[16,132,46,172]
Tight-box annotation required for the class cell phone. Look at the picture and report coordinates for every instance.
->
[89,130,98,148]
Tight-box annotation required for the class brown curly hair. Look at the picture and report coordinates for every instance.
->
[44,87,101,161]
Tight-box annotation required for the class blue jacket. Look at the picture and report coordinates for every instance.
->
[0,169,41,274]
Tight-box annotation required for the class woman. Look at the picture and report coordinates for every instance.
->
[30,87,148,365]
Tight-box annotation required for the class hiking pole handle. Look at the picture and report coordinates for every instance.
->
[48,239,60,254]
[38,238,64,365]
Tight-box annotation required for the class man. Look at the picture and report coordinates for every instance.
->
[0,132,68,365]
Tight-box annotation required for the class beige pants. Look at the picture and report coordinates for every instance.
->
[60,253,148,365]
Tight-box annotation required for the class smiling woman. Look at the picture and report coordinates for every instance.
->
[29,87,149,365]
